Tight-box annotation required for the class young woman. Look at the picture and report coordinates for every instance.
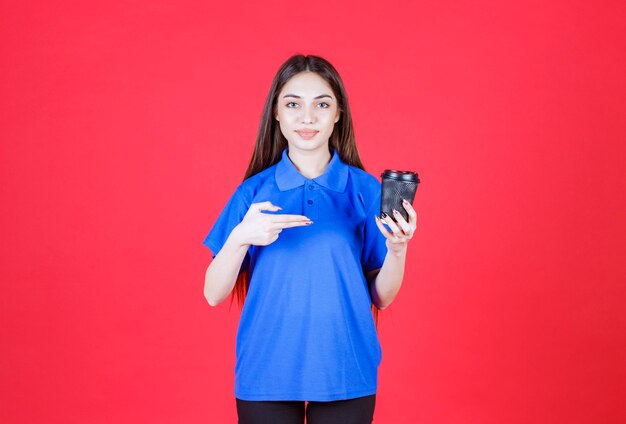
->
[203,54,417,424]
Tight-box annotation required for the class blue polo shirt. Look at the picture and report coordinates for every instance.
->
[203,146,388,401]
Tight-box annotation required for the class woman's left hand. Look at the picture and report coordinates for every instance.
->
[375,198,417,256]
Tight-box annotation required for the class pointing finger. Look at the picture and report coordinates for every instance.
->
[276,220,314,229]
[269,214,312,223]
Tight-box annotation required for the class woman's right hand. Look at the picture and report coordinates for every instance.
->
[231,201,313,247]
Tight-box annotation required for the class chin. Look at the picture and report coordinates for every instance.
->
[289,139,329,152]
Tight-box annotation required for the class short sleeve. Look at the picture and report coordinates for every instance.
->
[202,187,250,268]
[361,191,388,272]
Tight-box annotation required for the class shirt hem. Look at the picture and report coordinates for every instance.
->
[234,386,377,402]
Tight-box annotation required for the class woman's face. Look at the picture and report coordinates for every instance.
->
[275,71,340,153]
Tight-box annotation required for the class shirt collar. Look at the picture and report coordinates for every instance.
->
[275,146,349,192]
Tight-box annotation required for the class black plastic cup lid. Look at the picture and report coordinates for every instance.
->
[381,169,420,183]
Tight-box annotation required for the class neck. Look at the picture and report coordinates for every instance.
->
[287,146,332,179]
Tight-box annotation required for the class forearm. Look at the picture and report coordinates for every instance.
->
[204,228,249,307]
[370,246,407,310]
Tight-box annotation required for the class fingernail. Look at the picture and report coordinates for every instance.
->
[381,212,388,219]
[402,198,409,205]
[393,209,400,215]
[276,206,283,210]
[305,221,313,225]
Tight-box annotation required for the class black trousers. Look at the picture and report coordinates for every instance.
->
[236,394,376,424]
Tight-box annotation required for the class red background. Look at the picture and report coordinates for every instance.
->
[1,1,625,422]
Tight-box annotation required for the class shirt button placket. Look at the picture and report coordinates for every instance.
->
[305,182,318,221]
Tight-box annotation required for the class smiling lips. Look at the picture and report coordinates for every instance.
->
[295,130,319,139]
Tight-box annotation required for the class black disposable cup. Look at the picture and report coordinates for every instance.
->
[380,170,420,223]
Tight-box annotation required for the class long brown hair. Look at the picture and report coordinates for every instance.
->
[228,54,381,327]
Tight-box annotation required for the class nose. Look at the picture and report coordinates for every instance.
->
[301,105,314,124]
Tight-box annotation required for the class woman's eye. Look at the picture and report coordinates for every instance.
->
[285,101,331,108]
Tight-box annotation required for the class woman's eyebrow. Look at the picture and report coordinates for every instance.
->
[282,94,334,100]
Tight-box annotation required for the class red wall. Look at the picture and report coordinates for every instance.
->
[1,1,624,422]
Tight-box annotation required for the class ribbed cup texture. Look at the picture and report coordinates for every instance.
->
[380,178,418,223]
